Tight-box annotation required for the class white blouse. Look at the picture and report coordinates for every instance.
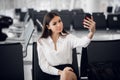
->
[37,34,91,75]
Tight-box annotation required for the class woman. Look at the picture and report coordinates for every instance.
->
[37,12,96,80]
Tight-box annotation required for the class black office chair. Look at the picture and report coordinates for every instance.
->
[72,13,92,31]
[19,12,27,22]
[0,43,24,80]
[32,42,82,80]
[114,6,120,14]
[107,14,120,30]
[87,40,120,80]
[71,9,84,15]
[59,10,72,31]
[35,10,48,32]
[51,9,59,14]
[80,47,88,80]
[14,8,21,15]
[107,6,113,14]
[92,12,107,30]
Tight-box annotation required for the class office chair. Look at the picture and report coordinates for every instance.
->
[0,43,24,80]
[51,9,59,14]
[87,40,120,80]
[34,10,48,32]
[80,47,88,80]
[32,42,81,80]
[0,15,13,41]
[114,6,120,14]
[59,10,72,31]
[107,6,113,13]
[19,12,27,22]
[107,14,120,30]
[72,13,90,30]
[71,9,84,15]
[92,12,107,30]
[14,8,21,15]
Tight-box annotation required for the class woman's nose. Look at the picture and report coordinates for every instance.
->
[57,23,60,27]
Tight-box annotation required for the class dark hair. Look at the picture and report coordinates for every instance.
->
[40,12,68,38]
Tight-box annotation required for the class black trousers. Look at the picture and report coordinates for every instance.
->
[39,64,78,80]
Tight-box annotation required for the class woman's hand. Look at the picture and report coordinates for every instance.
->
[58,67,77,80]
[83,16,96,33]
[58,67,73,75]
[63,67,74,72]
[83,16,96,39]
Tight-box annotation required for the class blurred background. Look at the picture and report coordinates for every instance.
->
[0,0,120,80]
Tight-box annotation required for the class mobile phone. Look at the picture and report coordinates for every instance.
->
[85,13,91,19]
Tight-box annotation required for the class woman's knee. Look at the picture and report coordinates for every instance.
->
[61,70,77,80]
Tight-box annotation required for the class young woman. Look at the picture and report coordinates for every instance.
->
[37,12,96,80]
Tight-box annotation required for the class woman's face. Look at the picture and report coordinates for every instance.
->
[47,16,63,34]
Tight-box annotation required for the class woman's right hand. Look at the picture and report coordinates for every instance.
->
[58,67,77,80]
[63,67,74,72]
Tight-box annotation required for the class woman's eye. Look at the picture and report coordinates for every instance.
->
[53,22,56,25]
[59,20,61,23]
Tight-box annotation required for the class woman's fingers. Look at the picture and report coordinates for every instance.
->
[60,70,77,80]
[64,67,74,72]
[83,17,96,32]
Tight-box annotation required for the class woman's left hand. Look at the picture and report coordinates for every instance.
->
[83,16,96,33]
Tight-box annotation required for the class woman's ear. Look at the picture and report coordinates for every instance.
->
[47,25,50,30]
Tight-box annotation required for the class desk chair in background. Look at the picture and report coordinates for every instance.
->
[107,14,120,30]
[80,47,88,80]
[0,43,24,80]
[87,40,120,80]
[32,42,88,80]
[92,12,107,30]
[59,10,72,31]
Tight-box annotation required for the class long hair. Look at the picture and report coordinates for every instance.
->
[40,12,68,38]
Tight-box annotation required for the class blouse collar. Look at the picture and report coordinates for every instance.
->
[48,35,63,44]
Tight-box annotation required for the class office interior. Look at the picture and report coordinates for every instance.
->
[0,0,120,80]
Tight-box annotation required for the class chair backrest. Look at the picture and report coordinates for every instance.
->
[15,8,21,15]
[72,48,79,78]
[87,40,120,63]
[72,13,85,30]
[71,9,84,15]
[114,6,120,14]
[80,47,88,78]
[107,6,113,13]
[107,14,120,30]
[0,43,24,80]
[72,13,92,31]
[59,10,72,31]
[34,11,48,32]
[32,42,80,80]
[19,12,27,22]
[92,12,107,30]
[87,40,120,80]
